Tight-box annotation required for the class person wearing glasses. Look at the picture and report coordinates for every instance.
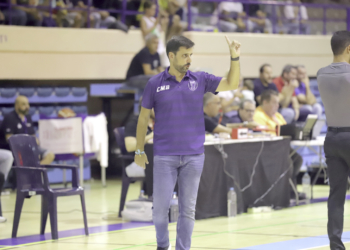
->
[229,99,259,129]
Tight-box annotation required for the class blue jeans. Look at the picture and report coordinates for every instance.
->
[153,154,205,250]
[298,103,323,121]
[279,107,295,124]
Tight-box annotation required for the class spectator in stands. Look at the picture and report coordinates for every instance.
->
[0,0,27,25]
[71,0,127,30]
[203,93,232,134]
[61,0,84,28]
[253,89,304,199]
[0,96,55,165]
[229,99,259,129]
[216,1,247,32]
[40,0,69,27]
[296,65,323,120]
[140,1,169,68]
[253,64,278,104]
[126,34,164,89]
[243,1,273,33]
[158,0,184,41]
[16,0,43,26]
[0,149,14,223]
[284,0,310,34]
[273,64,299,123]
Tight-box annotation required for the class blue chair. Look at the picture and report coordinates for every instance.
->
[114,127,144,217]
[2,107,14,115]
[38,106,56,117]
[28,107,36,116]
[0,88,17,98]
[55,87,70,97]
[72,87,87,97]
[72,106,88,115]
[18,88,35,98]
[37,88,53,97]
[8,135,88,240]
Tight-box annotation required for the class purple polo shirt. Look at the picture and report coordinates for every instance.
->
[142,68,222,156]
[295,82,307,96]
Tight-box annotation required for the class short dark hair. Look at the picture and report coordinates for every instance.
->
[260,90,279,104]
[143,1,153,9]
[281,64,297,77]
[166,36,195,58]
[331,31,350,56]
[259,64,271,74]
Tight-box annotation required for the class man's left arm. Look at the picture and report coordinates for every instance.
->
[304,78,317,105]
[291,96,300,121]
[216,36,241,92]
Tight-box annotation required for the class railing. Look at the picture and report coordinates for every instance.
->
[0,0,349,35]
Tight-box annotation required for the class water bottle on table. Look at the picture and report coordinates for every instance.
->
[227,187,237,217]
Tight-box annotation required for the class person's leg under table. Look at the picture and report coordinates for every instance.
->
[176,154,205,250]
[153,155,179,249]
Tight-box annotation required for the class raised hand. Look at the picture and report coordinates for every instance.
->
[225,36,241,58]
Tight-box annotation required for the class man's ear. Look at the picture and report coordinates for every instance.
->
[169,52,174,60]
[347,44,350,54]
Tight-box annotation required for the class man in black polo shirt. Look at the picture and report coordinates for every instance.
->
[126,34,164,89]
[203,93,232,134]
[229,99,259,129]
[253,64,278,105]
[0,96,55,164]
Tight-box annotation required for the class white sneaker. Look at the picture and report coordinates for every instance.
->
[0,216,7,223]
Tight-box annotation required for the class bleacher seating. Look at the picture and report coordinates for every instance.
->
[38,106,56,118]
[37,87,53,97]
[72,106,88,115]
[55,87,70,97]
[18,88,35,97]
[0,87,88,104]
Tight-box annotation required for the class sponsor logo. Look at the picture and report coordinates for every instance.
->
[157,85,170,92]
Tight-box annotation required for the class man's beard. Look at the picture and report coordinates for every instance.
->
[175,63,190,74]
[19,109,29,115]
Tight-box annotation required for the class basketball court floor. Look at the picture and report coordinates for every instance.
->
[0,180,348,250]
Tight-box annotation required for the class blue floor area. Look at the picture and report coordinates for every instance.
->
[236,231,350,250]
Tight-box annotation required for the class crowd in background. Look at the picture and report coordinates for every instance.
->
[0,0,347,35]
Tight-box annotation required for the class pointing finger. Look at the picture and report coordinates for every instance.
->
[225,35,232,45]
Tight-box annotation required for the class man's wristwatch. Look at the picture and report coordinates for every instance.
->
[231,56,240,61]
[243,121,248,127]
[135,149,145,157]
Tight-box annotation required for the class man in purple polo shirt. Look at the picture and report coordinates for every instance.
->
[134,35,241,250]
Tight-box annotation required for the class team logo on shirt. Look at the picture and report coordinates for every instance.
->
[188,80,198,91]
[157,85,170,92]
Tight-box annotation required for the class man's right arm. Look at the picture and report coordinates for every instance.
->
[134,107,152,168]
[213,125,232,134]
[142,64,159,76]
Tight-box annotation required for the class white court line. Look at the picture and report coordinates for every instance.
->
[300,241,350,250]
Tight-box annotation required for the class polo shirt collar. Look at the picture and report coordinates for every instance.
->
[164,67,197,81]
